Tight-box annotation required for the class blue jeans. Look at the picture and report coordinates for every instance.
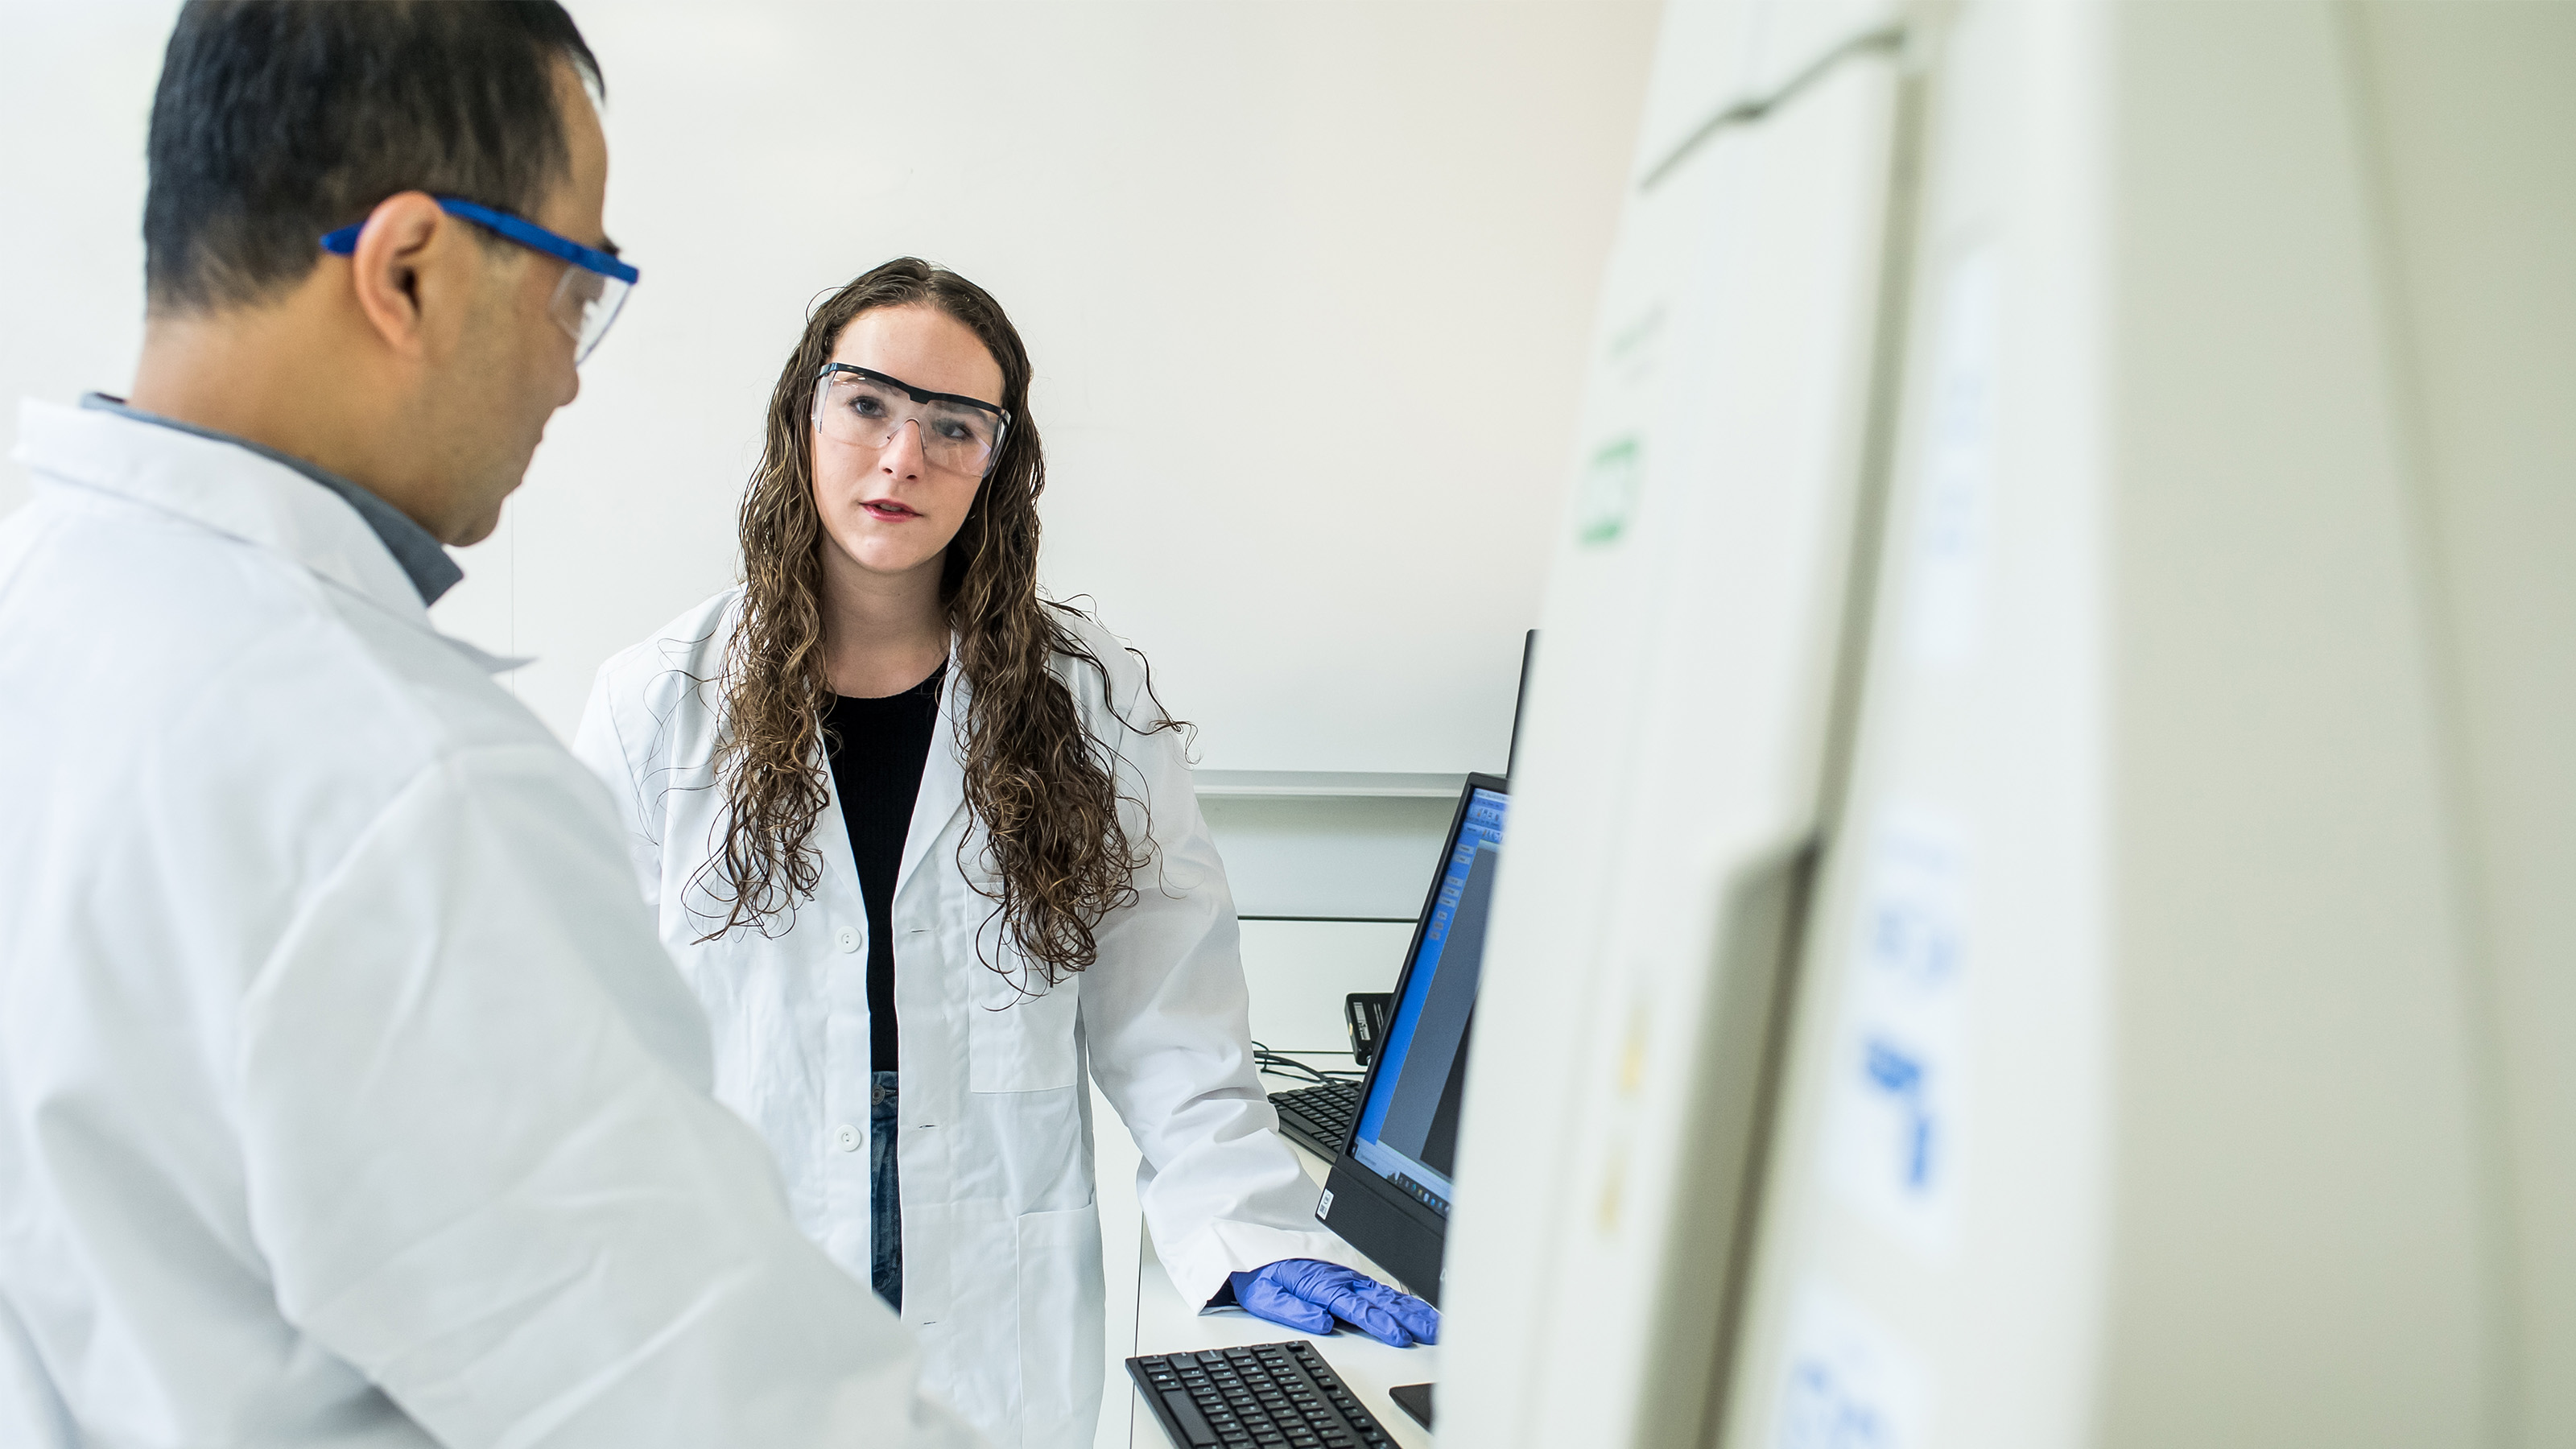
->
[870,1070,902,1312]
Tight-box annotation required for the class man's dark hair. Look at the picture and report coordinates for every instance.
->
[144,0,601,314]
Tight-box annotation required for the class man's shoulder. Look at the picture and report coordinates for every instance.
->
[10,481,551,789]
[230,557,555,768]
[0,488,602,982]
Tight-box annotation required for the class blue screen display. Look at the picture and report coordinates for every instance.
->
[1348,786,1507,1216]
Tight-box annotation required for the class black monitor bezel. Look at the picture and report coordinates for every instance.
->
[1316,770,1509,1307]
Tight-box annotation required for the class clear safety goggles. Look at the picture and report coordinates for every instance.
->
[811,364,1013,479]
[320,195,639,364]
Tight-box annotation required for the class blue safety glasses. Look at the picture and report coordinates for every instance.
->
[320,196,639,363]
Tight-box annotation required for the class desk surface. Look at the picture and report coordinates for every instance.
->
[1100,1128,1438,1449]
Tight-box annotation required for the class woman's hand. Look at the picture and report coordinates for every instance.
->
[1227,1260,1440,1348]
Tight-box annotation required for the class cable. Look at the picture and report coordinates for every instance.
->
[1250,1039,1364,1087]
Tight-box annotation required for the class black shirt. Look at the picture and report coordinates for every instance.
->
[824,661,947,1073]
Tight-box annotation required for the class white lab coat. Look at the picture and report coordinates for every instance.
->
[575,592,1378,1449]
[0,400,980,1448]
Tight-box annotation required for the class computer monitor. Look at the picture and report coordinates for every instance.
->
[1315,772,1509,1307]
[1506,630,1538,782]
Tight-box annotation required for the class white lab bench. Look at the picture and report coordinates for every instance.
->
[1089,917,1436,1449]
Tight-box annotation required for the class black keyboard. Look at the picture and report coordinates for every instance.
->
[1129,1341,1400,1448]
[1269,1079,1361,1160]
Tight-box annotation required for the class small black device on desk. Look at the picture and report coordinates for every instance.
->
[1129,1341,1401,1448]
[1386,1383,1433,1430]
[1344,992,1391,1064]
[1261,996,1389,1161]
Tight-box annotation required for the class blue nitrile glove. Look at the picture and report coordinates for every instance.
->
[1228,1260,1440,1348]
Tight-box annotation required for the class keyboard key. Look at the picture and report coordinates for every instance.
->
[1162,1390,1219,1446]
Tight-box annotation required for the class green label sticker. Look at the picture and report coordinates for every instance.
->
[1576,436,1643,546]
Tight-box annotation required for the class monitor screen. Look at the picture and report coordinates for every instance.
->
[1348,784,1506,1216]
[1318,775,1509,1300]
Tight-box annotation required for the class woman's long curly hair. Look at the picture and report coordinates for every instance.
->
[700,258,1179,987]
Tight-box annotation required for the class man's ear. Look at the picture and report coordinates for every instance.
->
[344,191,453,357]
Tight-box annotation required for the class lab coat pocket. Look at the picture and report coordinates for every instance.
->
[968,964,1081,1093]
[1017,1200,1106,1448]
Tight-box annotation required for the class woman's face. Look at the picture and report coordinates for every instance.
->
[811,303,1007,585]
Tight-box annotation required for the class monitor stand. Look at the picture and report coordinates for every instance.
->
[1389,1382,1434,1430]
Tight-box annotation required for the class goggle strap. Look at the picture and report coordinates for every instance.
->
[817,365,1010,426]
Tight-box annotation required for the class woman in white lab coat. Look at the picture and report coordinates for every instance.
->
[576,258,1435,1449]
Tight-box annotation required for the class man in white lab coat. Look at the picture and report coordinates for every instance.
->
[0,4,979,1446]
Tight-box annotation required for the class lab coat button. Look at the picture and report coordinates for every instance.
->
[836,927,860,954]
[834,1124,861,1153]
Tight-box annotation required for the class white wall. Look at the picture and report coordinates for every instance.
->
[0,2,167,481]
[0,0,1657,774]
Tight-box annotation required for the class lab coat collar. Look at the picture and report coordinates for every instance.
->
[77,392,463,607]
[10,398,526,674]
[894,638,970,906]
